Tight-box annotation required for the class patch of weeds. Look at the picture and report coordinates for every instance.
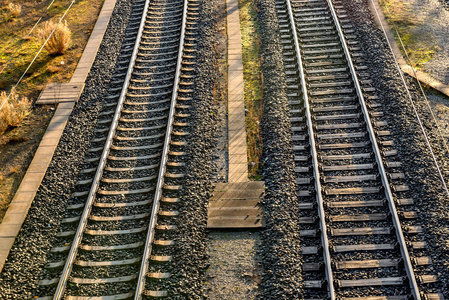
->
[380,0,438,69]
[239,0,263,179]
[0,90,31,135]
[0,0,104,110]
[8,165,19,174]
[38,20,72,56]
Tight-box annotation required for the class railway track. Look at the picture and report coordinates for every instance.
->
[35,0,198,298]
[275,0,442,299]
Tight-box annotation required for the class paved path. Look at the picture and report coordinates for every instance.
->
[0,0,117,272]
[227,0,249,183]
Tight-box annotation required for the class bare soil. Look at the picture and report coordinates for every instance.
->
[0,0,105,222]
[380,0,449,84]
[0,106,53,221]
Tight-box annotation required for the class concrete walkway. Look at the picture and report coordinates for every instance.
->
[206,0,265,230]
[227,0,249,183]
[0,0,117,272]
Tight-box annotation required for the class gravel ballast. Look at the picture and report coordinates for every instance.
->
[162,0,224,296]
[256,0,304,298]
[1,0,448,298]
[206,231,261,299]
[0,0,134,297]
[0,0,221,297]
[336,0,449,296]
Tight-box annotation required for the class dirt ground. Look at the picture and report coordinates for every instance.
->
[0,0,104,222]
[0,106,53,221]
[380,0,449,84]
[378,0,449,153]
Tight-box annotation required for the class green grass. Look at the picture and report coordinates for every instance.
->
[0,0,104,221]
[0,0,104,101]
[238,0,263,179]
[380,0,438,69]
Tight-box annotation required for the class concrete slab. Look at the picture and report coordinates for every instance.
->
[229,83,244,96]
[212,182,265,200]
[229,154,247,165]
[209,207,263,217]
[209,199,261,208]
[229,147,247,155]
[228,75,244,89]
[8,191,35,204]
[12,179,42,193]
[228,101,245,109]
[1,213,27,226]
[229,160,248,169]
[228,59,243,71]
[0,224,22,238]
[0,238,15,252]
[0,238,15,265]
[32,147,57,161]
[25,161,51,174]
[229,164,249,179]
[54,107,75,116]
[207,217,264,228]
[5,201,31,213]
[228,53,243,61]
[231,173,250,184]
[228,110,245,120]
[42,129,65,139]
[228,93,244,102]
[226,0,249,183]
[45,119,67,132]
[228,48,242,55]
[39,137,63,147]
[229,134,247,146]
[207,182,265,228]
[35,83,84,105]
[57,101,76,110]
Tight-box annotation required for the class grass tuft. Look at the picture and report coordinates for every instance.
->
[7,2,21,18]
[8,166,19,174]
[38,20,72,56]
[0,91,31,135]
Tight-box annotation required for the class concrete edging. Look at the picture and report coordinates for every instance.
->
[0,0,117,272]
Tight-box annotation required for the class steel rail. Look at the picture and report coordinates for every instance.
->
[324,0,421,298]
[134,0,188,297]
[52,0,151,298]
[373,0,449,199]
[283,0,336,298]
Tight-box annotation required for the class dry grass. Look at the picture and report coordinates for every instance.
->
[7,2,21,18]
[0,0,103,100]
[38,20,72,55]
[380,0,439,69]
[239,0,263,179]
[0,0,104,223]
[46,64,64,73]
[8,165,19,174]
[0,91,31,135]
